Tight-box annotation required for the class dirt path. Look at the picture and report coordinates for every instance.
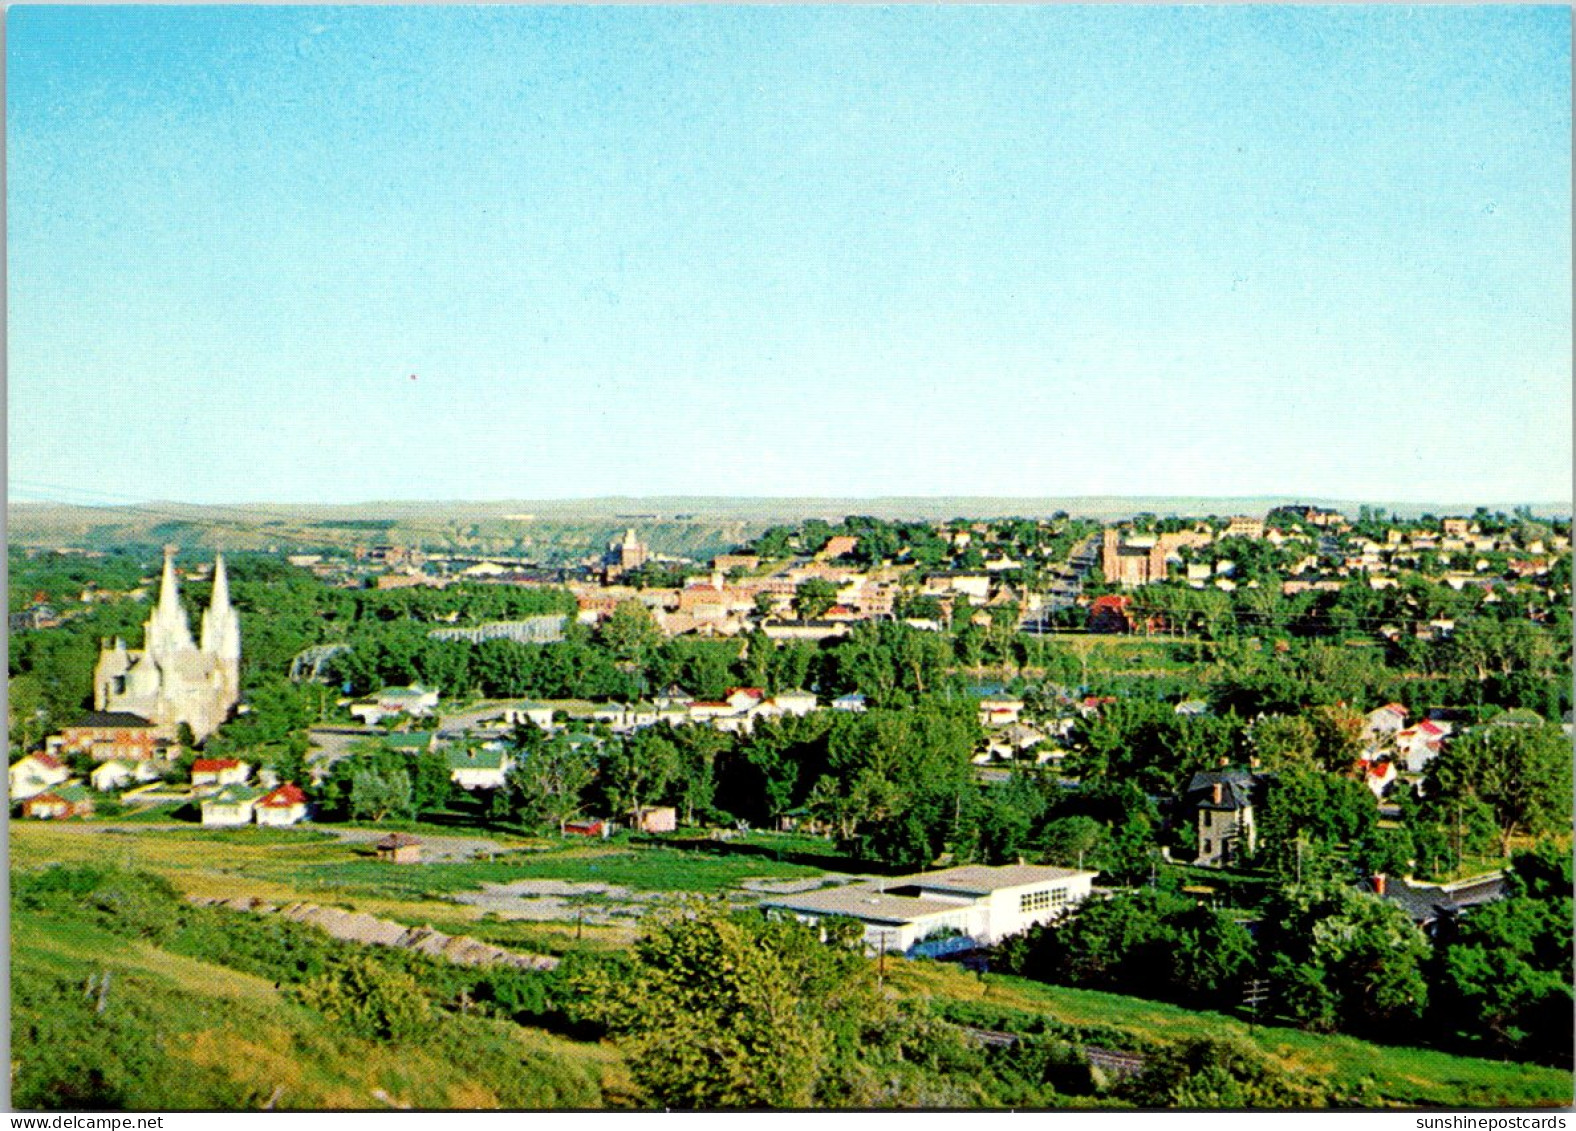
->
[190,893,559,970]
[29,821,527,863]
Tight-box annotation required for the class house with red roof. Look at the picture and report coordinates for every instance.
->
[22,783,95,820]
[1364,759,1398,799]
[1362,703,1409,748]
[255,782,309,826]
[1396,718,1450,774]
[191,758,252,788]
[1088,594,1135,634]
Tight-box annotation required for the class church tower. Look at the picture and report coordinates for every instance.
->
[94,549,241,744]
[200,553,241,662]
[145,546,196,658]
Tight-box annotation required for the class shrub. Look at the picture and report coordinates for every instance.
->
[294,955,434,1042]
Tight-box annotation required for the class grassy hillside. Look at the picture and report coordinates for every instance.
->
[12,826,1573,1110]
[891,959,1574,1109]
[13,906,628,1110]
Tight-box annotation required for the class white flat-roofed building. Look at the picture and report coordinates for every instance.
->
[762,863,1097,953]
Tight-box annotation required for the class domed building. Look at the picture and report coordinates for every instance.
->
[93,549,241,742]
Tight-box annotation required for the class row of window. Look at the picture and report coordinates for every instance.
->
[1019,887,1071,913]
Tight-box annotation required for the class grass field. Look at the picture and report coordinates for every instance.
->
[10,824,823,913]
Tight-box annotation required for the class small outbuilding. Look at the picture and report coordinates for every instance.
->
[376,832,423,864]
[634,806,677,834]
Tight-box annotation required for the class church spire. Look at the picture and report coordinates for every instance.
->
[201,552,241,661]
[146,545,195,657]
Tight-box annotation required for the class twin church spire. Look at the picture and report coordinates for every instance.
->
[94,547,242,741]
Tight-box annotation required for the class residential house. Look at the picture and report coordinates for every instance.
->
[769,689,819,717]
[979,698,1025,728]
[255,783,309,826]
[1396,719,1449,774]
[832,693,867,713]
[22,783,95,820]
[348,685,440,726]
[764,864,1097,954]
[1374,872,1505,935]
[90,759,161,793]
[10,753,71,801]
[1362,703,1409,748]
[1363,759,1397,799]
[985,723,1047,762]
[447,745,513,790]
[633,806,677,833]
[819,535,859,560]
[191,758,253,788]
[201,786,264,826]
[49,711,165,763]
[1088,594,1135,634]
[1186,770,1262,868]
[503,702,557,731]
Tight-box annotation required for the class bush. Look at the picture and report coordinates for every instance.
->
[295,954,435,1042]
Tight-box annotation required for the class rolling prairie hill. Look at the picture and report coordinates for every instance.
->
[13,495,1567,558]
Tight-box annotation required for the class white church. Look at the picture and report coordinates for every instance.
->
[93,549,241,742]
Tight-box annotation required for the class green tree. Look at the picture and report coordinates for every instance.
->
[1257,882,1429,1037]
[602,731,680,826]
[573,903,881,1108]
[1426,723,1573,855]
[504,734,595,834]
[295,955,434,1042]
[599,599,664,665]
[793,578,839,621]
[350,765,413,823]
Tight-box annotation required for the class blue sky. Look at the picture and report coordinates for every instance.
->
[8,6,1571,505]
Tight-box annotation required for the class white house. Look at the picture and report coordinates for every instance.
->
[10,753,71,801]
[89,759,158,792]
[503,702,557,731]
[254,783,309,826]
[348,685,441,726]
[769,690,819,717]
[978,698,1025,728]
[201,786,263,826]
[447,745,513,790]
[191,758,253,788]
[1362,703,1409,748]
[764,864,1097,953]
[1396,719,1450,774]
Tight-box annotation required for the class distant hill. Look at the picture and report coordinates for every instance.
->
[8,496,1569,559]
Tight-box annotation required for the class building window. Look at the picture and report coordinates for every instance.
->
[1020,887,1070,914]
[1203,839,1212,856]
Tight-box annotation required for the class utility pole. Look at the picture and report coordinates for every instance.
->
[1243,978,1269,1031]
